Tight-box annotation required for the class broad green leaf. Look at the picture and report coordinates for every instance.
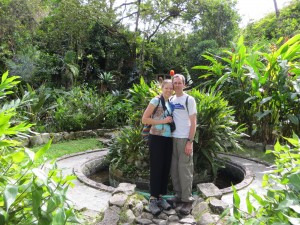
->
[273,140,281,152]
[232,185,241,219]
[25,148,35,162]
[32,184,43,218]
[259,96,272,105]
[1,71,8,83]
[250,190,265,206]
[38,211,52,225]
[289,204,300,214]
[284,137,299,147]
[287,114,299,125]
[0,208,7,224]
[12,151,25,163]
[47,198,58,213]
[34,140,52,161]
[254,110,272,120]
[4,185,18,212]
[285,214,300,225]
[32,168,48,184]
[52,208,66,225]
[288,173,300,191]
[65,209,81,223]
[246,192,253,214]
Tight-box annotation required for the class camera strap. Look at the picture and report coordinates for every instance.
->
[160,95,172,117]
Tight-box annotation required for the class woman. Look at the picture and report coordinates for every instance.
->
[142,79,174,215]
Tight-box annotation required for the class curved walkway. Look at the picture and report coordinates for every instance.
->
[56,149,272,222]
[56,150,112,220]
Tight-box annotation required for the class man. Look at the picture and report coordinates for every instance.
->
[169,74,197,215]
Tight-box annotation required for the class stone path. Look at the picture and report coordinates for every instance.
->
[56,150,112,222]
[55,145,272,224]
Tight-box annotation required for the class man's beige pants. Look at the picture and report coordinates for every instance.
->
[170,138,194,202]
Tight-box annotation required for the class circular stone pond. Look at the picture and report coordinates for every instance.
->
[73,151,254,194]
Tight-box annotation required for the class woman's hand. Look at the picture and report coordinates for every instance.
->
[163,116,173,124]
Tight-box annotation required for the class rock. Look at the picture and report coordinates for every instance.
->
[40,133,50,144]
[113,183,136,195]
[109,193,128,207]
[135,217,153,224]
[124,209,135,223]
[133,200,144,216]
[192,201,210,217]
[168,214,179,222]
[30,135,44,146]
[179,214,196,224]
[97,208,119,225]
[209,197,229,214]
[197,183,222,199]
[197,212,215,225]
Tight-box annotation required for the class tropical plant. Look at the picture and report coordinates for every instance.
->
[190,89,247,181]
[194,34,300,145]
[54,85,107,132]
[0,71,80,225]
[97,71,116,94]
[231,133,300,224]
[126,77,160,126]
[107,126,149,179]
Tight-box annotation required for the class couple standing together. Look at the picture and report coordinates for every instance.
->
[142,74,197,216]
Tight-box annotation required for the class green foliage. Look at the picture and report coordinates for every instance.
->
[107,126,149,179]
[52,85,130,131]
[0,71,80,225]
[126,77,160,125]
[54,86,106,131]
[231,133,300,224]
[190,89,246,180]
[243,0,300,44]
[97,71,116,93]
[194,34,300,144]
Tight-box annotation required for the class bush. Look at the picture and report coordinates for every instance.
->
[190,89,247,180]
[107,126,149,178]
[54,86,106,131]
[231,133,300,224]
[0,72,80,225]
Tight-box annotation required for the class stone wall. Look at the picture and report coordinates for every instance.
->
[19,129,115,147]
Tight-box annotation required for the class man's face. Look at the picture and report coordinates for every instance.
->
[172,77,184,93]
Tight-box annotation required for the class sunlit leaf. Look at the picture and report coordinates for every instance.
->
[4,185,18,212]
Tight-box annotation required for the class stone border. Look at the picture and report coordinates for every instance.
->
[74,149,255,195]
[72,148,115,193]
[216,155,254,194]
[20,128,116,147]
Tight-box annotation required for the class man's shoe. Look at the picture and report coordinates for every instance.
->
[149,199,161,216]
[179,201,193,215]
[166,196,181,209]
[157,198,171,210]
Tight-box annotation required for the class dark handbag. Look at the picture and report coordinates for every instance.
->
[169,120,176,132]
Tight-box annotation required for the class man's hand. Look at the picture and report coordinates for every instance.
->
[185,141,193,155]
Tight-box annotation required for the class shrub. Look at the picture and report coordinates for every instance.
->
[194,34,300,144]
[190,89,247,180]
[231,133,300,224]
[54,86,106,131]
[0,72,80,225]
[107,126,149,178]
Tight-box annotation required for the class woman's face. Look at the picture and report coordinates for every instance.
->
[162,82,173,98]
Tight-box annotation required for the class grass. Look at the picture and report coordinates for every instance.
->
[32,138,103,165]
[229,147,275,164]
